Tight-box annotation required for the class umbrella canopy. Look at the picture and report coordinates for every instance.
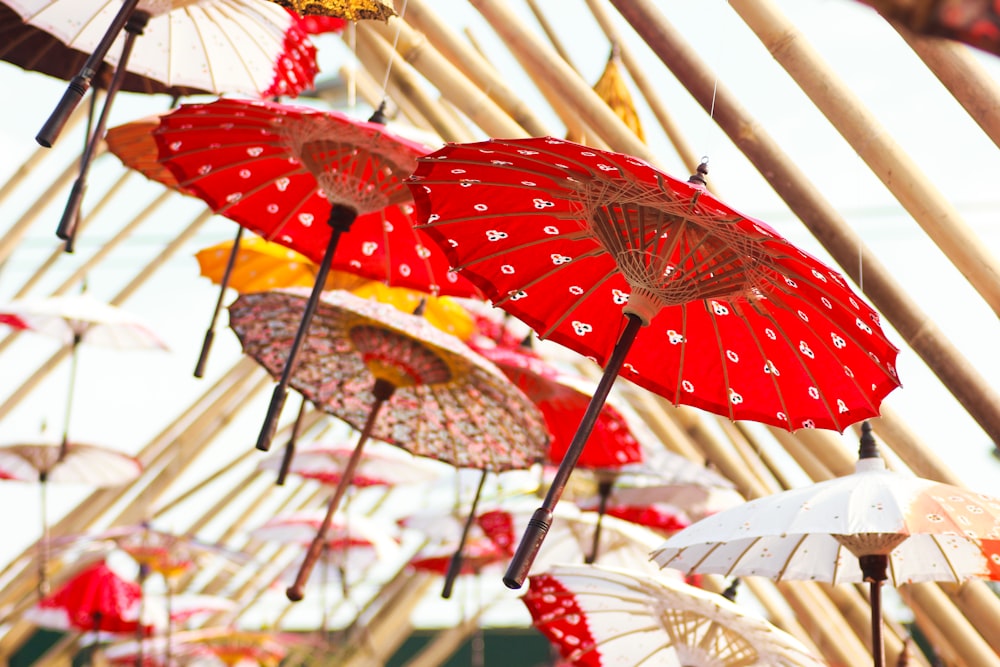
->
[104,628,311,666]
[409,136,901,432]
[0,442,142,485]
[256,441,446,487]
[408,135,901,587]
[524,564,826,667]
[652,422,1000,667]
[229,288,547,472]
[24,559,147,635]
[0,294,168,456]
[7,0,319,100]
[229,287,548,600]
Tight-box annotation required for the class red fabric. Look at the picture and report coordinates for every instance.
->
[603,504,689,532]
[476,509,517,554]
[34,560,147,634]
[0,314,28,330]
[295,14,349,35]
[409,137,902,432]
[409,539,506,575]
[262,18,320,98]
[523,573,601,667]
[152,98,481,299]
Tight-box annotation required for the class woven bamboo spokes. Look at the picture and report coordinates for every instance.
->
[658,608,758,667]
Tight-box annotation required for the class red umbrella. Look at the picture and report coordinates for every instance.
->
[24,559,147,635]
[119,98,479,435]
[228,288,548,601]
[408,136,902,587]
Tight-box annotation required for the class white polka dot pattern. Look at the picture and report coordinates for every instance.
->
[407,137,902,432]
[150,98,481,299]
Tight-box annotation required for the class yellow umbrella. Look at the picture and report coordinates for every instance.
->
[195,235,477,340]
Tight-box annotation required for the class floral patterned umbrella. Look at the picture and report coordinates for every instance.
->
[408,136,902,588]
[524,564,825,667]
[652,422,1000,667]
[228,287,547,601]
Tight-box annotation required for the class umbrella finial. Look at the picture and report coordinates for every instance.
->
[688,158,709,186]
[368,100,389,125]
[412,297,427,317]
[721,578,740,602]
[858,421,880,460]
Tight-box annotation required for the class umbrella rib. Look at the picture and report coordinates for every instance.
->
[928,534,963,583]
[727,301,795,425]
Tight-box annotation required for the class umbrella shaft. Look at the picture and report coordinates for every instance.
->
[443,468,489,599]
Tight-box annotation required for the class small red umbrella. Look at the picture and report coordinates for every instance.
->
[408,136,902,587]
[24,559,146,635]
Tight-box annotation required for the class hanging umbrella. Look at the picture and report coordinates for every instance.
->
[0,294,168,457]
[24,559,148,635]
[574,458,744,529]
[652,421,1000,667]
[266,0,395,20]
[104,628,312,667]
[0,442,142,594]
[228,287,548,601]
[8,1,320,253]
[475,501,668,578]
[114,97,479,419]
[187,232,478,377]
[257,441,446,488]
[408,135,902,587]
[524,563,826,667]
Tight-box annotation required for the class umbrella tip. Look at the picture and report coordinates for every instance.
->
[858,421,880,460]
[721,577,740,601]
[688,158,709,186]
[368,100,389,125]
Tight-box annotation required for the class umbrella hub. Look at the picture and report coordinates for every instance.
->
[660,609,758,667]
[285,126,417,215]
[589,203,772,313]
[834,532,908,558]
[348,325,453,388]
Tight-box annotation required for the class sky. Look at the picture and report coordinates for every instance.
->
[0,0,999,635]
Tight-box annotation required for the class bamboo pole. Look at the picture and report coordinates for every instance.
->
[524,0,575,69]
[892,24,1000,149]
[361,17,529,138]
[470,0,652,160]
[730,0,1000,318]
[353,25,473,143]
[399,600,496,667]
[400,0,552,136]
[902,583,1000,667]
[607,0,1000,452]
[582,0,703,175]
[0,155,81,266]
[340,63,432,133]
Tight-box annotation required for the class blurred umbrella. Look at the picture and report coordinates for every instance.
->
[652,422,1000,667]
[0,442,142,594]
[24,559,147,636]
[228,288,547,601]
[9,1,320,252]
[0,294,167,457]
[524,563,826,667]
[268,0,395,20]
[105,627,312,667]
[476,501,668,578]
[409,136,901,587]
[257,441,445,488]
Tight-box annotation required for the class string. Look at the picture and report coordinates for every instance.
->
[379,0,410,99]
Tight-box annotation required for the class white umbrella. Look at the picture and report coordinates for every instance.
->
[524,563,825,667]
[652,422,1000,667]
[0,294,168,457]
